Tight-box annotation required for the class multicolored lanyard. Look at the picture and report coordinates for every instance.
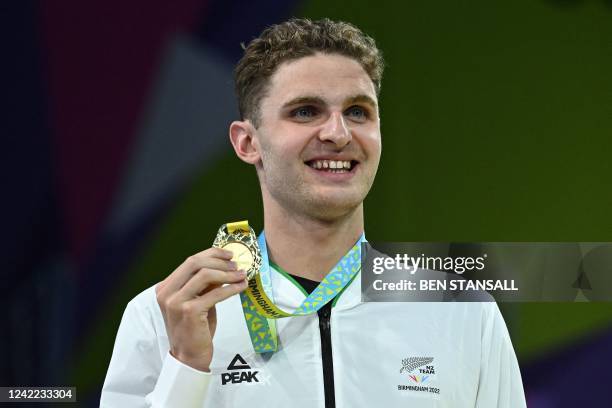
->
[240,231,365,353]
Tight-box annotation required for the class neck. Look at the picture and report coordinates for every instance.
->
[263,202,364,282]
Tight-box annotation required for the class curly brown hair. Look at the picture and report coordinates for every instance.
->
[234,18,384,128]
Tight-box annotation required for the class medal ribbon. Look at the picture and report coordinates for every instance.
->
[239,230,365,353]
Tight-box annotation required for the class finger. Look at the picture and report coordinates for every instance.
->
[211,247,235,260]
[189,279,249,311]
[161,249,237,294]
[156,280,166,296]
[179,269,247,299]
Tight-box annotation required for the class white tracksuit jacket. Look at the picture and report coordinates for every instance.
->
[101,266,526,407]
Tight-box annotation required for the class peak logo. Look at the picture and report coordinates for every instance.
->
[227,354,251,370]
[221,354,259,385]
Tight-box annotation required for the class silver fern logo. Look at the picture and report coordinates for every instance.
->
[397,356,440,395]
[400,357,434,374]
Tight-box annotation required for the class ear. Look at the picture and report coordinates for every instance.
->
[229,120,261,165]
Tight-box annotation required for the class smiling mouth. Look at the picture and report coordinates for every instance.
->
[304,159,359,173]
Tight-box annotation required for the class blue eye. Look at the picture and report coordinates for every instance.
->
[346,106,367,121]
[292,106,317,119]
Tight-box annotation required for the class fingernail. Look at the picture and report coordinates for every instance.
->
[229,261,238,270]
[238,269,247,277]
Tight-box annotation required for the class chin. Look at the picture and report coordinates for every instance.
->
[301,195,363,221]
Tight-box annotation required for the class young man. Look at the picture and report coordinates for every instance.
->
[101,18,526,407]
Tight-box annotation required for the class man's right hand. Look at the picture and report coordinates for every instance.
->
[155,247,248,372]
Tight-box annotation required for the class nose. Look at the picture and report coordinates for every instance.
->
[319,111,351,148]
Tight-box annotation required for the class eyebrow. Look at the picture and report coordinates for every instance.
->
[281,94,378,110]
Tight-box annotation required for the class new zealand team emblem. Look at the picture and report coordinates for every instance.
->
[397,356,440,395]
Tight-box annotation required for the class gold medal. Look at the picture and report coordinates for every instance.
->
[223,242,254,271]
[213,221,261,281]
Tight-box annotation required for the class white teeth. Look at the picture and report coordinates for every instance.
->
[308,159,354,171]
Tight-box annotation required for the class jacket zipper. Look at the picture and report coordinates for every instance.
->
[318,303,335,408]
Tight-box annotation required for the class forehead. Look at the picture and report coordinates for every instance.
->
[262,53,377,107]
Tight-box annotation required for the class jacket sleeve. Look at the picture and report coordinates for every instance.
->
[100,292,212,407]
[475,303,526,408]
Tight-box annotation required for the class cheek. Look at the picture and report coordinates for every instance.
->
[261,140,301,169]
[358,130,382,157]
[273,134,310,162]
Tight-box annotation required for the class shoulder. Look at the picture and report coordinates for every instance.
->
[127,284,160,313]
[120,284,166,336]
